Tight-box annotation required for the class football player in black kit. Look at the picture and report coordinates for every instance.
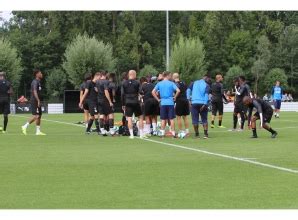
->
[210,73,228,129]
[80,73,92,129]
[172,72,190,136]
[0,72,13,134]
[79,72,101,134]
[140,77,159,136]
[230,76,251,131]
[97,71,115,136]
[243,96,278,138]
[121,70,145,139]
[22,69,46,135]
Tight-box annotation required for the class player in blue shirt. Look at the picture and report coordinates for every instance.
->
[152,71,180,137]
[271,80,283,118]
[187,74,211,139]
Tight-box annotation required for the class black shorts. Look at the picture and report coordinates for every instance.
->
[234,103,247,114]
[98,100,113,116]
[211,100,223,115]
[125,103,142,117]
[87,100,98,116]
[175,99,190,116]
[83,101,89,111]
[31,101,42,116]
[254,110,273,123]
[144,99,159,116]
[0,100,10,115]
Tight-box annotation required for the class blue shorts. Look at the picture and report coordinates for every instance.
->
[191,104,208,125]
[160,105,176,120]
[274,100,281,110]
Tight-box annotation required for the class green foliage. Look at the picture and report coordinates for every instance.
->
[224,30,254,70]
[170,34,206,83]
[251,35,271,94]
[63,34,116,88]
[0,38,22,89]
[46,68,67,101]
[225,65,245,90]
[264,68,288,93]
[139,65,158,77]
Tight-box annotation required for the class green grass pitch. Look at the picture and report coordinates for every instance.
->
[0,112,298,208]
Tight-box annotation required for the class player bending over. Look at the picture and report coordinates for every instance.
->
[243,96,278,139]
[0,72,13,133]
[22,69,46,135]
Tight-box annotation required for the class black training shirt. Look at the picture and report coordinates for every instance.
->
[85,80,98,102]
[0,80,11,101]
[175,81,188,101]
[121,79,140,105]
[140,82,155,102]
[235,83,251,104]
[96,79,109,102]
[30,79,42,102]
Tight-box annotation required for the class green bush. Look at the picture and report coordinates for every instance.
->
[46,68,67,101]
[170,34,206,83]
[63,34,116,88]
[139,65,158,77]
[224,65,245,90]
[264,68,288,93]
[0,38,23,89]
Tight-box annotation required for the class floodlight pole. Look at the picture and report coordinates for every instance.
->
[166,10,170,71]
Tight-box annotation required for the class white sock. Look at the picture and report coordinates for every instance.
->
[185,128,189,134]
[36,126,41,133]
[160,130,165,136]
[23,122,29,128]
[129,129,134,137]
[152,123,157,131]
[139,128,143,137]
[85,123,88,128]
[145,124,151,134]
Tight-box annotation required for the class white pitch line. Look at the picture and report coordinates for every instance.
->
[12,115,298,174]
[141,138,298,174]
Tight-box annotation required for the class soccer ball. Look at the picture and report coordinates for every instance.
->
[178,131,186,139]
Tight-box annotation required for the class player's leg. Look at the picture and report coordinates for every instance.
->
[86,102,97,134]
[22,102,38,135]
[276,100,281,118]
[35,106,46,135]
[108,113,115,135]
[151,115,157,135]
[250,115,258,138]
[200,105,209,139]
[125,104,135,139]
[211,101,217,128]
[169,105,176,137]
[191,104,199,138]
[159,106,167,137]
[217,102,225,128]
[262,111,277,138]
[177,116,182,131]
[83,102,90,129]
[2,101,10,133]
[182,115,189,135]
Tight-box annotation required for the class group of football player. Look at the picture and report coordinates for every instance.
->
[78,70,279,139]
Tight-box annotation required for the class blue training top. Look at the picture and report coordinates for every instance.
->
[187,79,210,105]
[271,86,283,100]
[154,80,178,106]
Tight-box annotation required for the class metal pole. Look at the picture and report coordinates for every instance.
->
[166,11,170,71]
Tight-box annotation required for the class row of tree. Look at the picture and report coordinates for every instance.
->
[0,11,297,101]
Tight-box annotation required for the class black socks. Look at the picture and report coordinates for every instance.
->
[233,114,237,129]
[3,115,8,131]
[87,119,94,132]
